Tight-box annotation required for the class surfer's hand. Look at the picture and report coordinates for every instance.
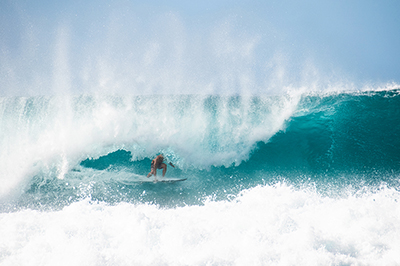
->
[169,162,175,168]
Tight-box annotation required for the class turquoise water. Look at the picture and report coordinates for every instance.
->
[1,89,400,265]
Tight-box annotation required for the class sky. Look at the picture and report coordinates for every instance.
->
[1,0,400,95]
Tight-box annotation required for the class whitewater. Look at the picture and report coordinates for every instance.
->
[1,88,400,265]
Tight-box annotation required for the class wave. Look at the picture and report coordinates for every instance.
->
[0,92,299,197]
[80,88,400,174]
[254,89,400,173]
[1,87,400,201]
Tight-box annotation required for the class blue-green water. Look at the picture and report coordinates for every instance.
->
[1,89,400,265]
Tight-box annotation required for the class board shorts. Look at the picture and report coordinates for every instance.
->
[151,161,164,171]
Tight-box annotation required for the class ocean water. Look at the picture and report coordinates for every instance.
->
[1,88,400,265]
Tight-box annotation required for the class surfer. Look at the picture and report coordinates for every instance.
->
[147,154,175,179]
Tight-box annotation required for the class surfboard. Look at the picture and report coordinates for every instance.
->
[117,177,187,185]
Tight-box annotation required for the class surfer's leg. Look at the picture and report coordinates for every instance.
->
[147,163,155,178]
[153,167,160,182]
[159,163,167,177]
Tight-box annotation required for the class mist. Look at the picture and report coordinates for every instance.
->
[1,0,399,96]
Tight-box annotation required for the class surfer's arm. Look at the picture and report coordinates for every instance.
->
[162,156,175,168]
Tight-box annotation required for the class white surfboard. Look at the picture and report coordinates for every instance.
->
[117,176,187,185]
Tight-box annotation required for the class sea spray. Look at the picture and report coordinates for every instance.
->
[0,93,301,198]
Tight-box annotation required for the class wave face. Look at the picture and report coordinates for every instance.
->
[258,89,400,174]
[1,88,400,265]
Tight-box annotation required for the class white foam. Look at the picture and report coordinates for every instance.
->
[0,93,301,198]
[1,183,399,265]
